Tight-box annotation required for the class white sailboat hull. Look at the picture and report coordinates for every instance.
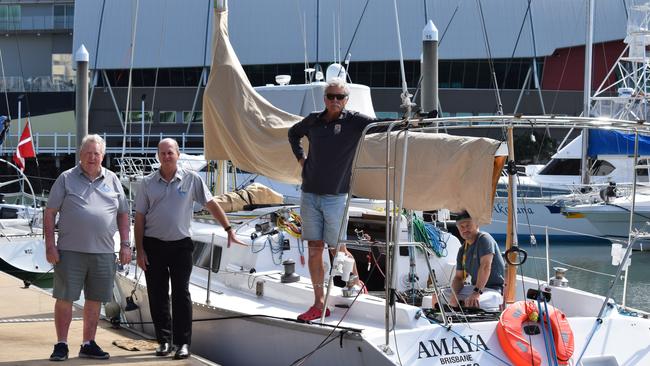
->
[482,197,605,242]
[114,263,650,366]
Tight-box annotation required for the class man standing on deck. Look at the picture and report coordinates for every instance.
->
[45,134,131,361]
[134,138,243,359]
[288,78,377,322]
[431,211,505,311]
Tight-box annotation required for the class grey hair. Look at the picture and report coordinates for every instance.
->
[158,138,180,154]
[326,78,350,95]
[80,134,106,155]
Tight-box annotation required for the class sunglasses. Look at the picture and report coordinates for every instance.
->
[326,93,348,101]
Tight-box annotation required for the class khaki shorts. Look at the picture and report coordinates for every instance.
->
[53,250,116,302]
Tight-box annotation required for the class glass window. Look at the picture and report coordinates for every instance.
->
[192,240,222,272]
[591,160,615,176]
[159,111,176,123]
[52,53,74,87]
[538,159,581,176]
[449,61,464,89]
[122,111,153,123]
[464,61,478,89]
[182,111,202,123]
[476,61,492,88]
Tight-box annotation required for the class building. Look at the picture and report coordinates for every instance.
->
[0,0,632,185]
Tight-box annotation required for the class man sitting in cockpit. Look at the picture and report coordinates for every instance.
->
[431,211,504,311]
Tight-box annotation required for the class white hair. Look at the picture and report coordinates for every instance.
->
[326,78,350,95]
[80,134,106,155]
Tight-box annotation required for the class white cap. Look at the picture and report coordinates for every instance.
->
[422,20,438,42]
[75,44,89,62]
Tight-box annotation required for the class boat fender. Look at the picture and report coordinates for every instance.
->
[496,300,574,366]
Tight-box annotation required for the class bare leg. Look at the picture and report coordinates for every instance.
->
[307,240,325,308]
[54,299,73,343]
[82,300,102,342]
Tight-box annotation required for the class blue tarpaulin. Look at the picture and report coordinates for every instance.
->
[587,130,650,157]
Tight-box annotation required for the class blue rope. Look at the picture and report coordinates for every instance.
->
[536,300,558,366]
[541,300,560,366]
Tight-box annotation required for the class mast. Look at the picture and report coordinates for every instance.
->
[580,0,594,185]
[504,126,518,304]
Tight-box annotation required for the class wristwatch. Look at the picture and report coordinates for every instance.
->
[224,225,233,232]
[120,241,131,248]
[473,287,483,295]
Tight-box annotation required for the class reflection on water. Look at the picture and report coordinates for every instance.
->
[506,242,650,312]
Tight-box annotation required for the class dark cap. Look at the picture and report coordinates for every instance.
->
[454,210,472,222]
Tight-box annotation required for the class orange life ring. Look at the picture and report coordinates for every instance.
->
[496,300,575,366]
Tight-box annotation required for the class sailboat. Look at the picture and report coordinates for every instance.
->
[0,158,53,285]
[113,2,650,365]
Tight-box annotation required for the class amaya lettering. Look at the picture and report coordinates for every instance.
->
[418,334,489,359]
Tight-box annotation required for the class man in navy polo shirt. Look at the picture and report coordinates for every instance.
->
[288,78,376,321]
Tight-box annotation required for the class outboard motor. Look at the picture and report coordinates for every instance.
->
[599,182,617,204]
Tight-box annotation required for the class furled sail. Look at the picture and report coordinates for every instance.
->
[203,6,303,184]
[202,5,504,223]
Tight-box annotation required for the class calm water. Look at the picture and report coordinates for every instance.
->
[6,243,648,312]
[504,241,650,312]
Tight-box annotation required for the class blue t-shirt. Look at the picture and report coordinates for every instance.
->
[455,232,505,289]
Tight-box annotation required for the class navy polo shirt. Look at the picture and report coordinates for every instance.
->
[288,109,376,194]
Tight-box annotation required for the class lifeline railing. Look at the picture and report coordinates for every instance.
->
[320,114,650,355]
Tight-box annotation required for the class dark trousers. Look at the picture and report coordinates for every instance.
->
[143,236,194,346]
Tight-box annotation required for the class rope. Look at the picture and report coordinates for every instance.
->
[412,213,447,257]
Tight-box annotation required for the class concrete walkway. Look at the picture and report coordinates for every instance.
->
[0,271,217,365]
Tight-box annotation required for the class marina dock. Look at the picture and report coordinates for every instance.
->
[0,271,217,365]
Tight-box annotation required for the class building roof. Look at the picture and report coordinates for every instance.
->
[73,0,627,70]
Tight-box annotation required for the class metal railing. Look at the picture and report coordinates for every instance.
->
[0,132,204,155]
[0,76,75,92]
[0,15,73,32]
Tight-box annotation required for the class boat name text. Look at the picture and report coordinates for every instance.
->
[418,334,488,362]
[493,203,534,215]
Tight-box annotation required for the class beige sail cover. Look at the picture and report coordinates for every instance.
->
[213,183,284,213]
[203,8,303,184]
[353,132,501,225]
[202,8,502,224]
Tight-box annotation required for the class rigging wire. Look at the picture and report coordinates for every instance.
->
[339,0,371,78]
[146,0,169,149]
[0,49,11,120]
[476,0,503,115]
[89,0,107,112]
[120,0,141,160]
[185,0,212,134]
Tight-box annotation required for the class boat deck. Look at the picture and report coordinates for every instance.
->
[0,270,219,365]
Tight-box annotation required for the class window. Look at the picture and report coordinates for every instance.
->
[192,240,222,272]
[54,4,74,29]
[52,54,74,87]
[591,160,615,176]
[159,111,176,123]
[182,111,202,123]
[538,159,581,176]
[0,5,20,31]
[122,111,153,123]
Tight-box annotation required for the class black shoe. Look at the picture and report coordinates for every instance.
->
[155,342,172,356]
[78,340,110,360]
[49,342,69,362]
[173,344,190,359]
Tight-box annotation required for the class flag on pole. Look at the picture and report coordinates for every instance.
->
[13,118,36,171]
[0,116,9,147]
